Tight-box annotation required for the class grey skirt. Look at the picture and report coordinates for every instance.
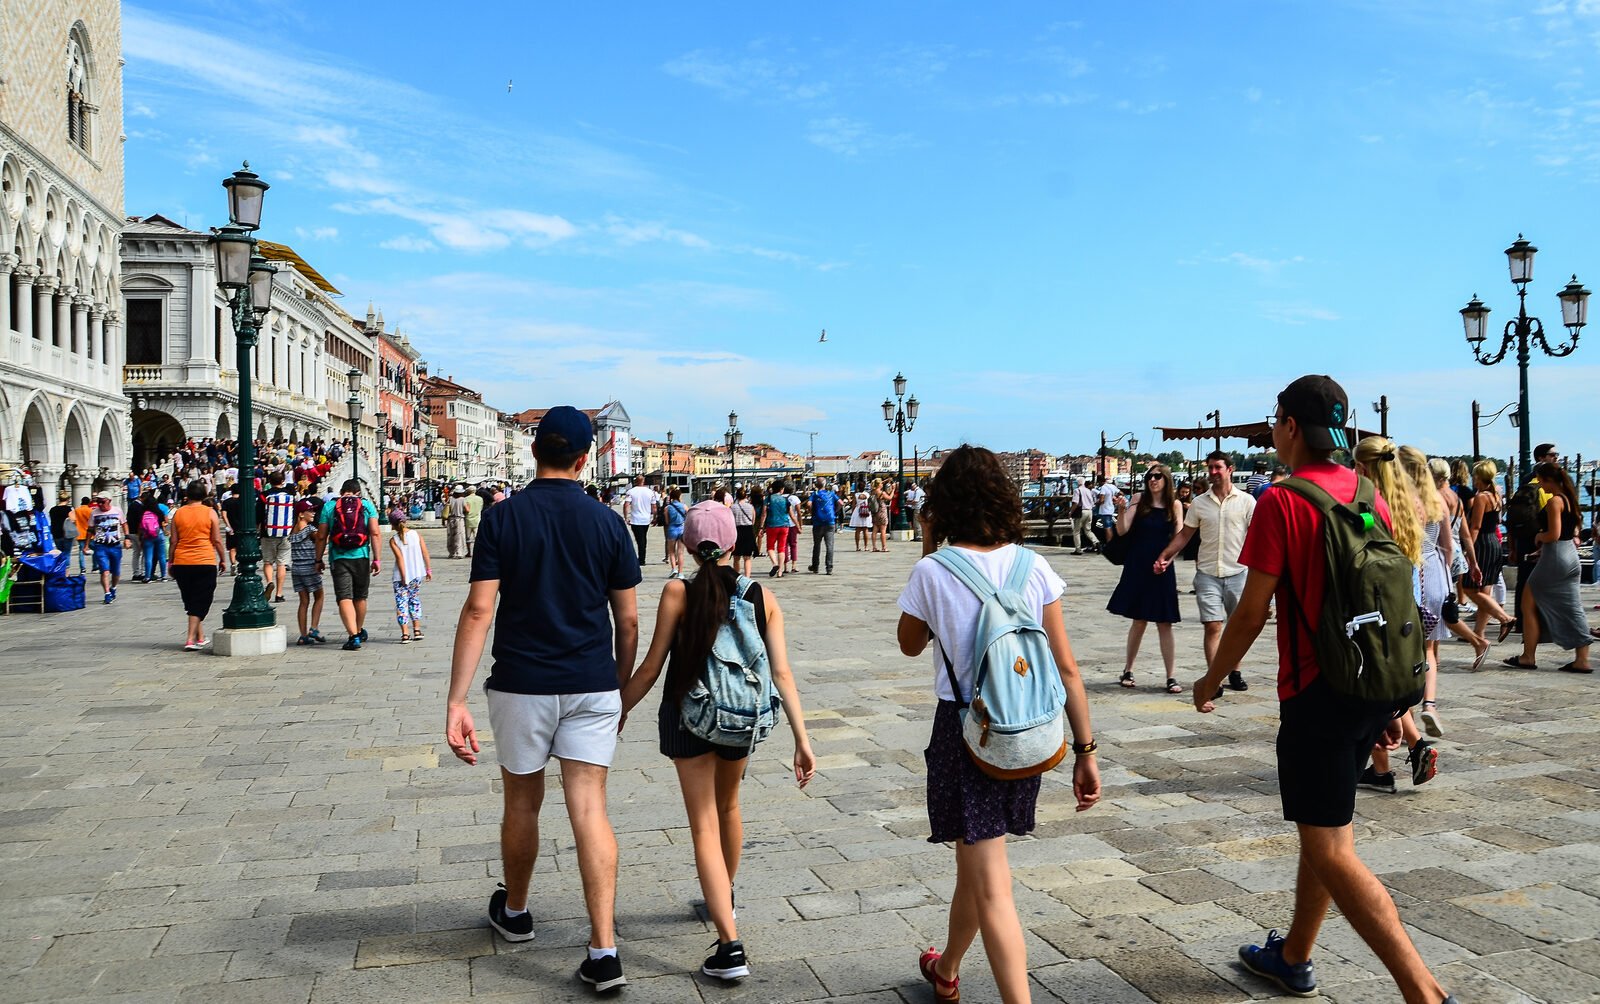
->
[1526,539,1591,651]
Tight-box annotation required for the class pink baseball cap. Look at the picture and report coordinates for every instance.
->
[682,500,735,558]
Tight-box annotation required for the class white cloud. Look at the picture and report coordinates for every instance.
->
[293,225,339,241]
[379,235,436,253]
[602,216,712,249]
[336,198,576,253]
[1179,251,1305,275]
[663,48,828,103]
[805,116,914,156]
[1259,303,1341,325]
[130,102,156,118]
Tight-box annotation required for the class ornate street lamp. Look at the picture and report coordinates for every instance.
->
[208,163,274,634]
[1099,430,1138,482]
[882,373,919,530]
[1460,235,1590,478]
[726,411,742,489]
[665,430,675,490]
[1470,399,1516,462]
[347,368,364,496]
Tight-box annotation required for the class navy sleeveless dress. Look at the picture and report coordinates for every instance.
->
[1106,510,1181,623]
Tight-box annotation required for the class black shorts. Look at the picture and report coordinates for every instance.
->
[732,525,758,558]
[331,557,371,602]
[657,697,747,762]
[1276,676,1397,828]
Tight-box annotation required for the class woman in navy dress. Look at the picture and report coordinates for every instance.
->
[1108,466,1184,693]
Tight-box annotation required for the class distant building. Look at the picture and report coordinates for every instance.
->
[425,374,501,484]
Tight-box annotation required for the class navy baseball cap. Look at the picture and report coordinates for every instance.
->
[535,405,594,454]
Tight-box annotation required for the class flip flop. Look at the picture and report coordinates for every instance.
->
[1118,671,1136,689]
[1471,646,1490,671]
[1558,663,1594,674]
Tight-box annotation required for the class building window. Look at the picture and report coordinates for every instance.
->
[124,298,162,365]
[66,28,93,154]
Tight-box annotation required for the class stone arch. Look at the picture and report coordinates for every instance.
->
[0,156,20,228]
[20,394,55,467]
[62,405,91,470]
[96,414,120,472]
[0,384,14,463]
[272,422,285,442]
[130,408,181,472]
[67,21,98,156]
[44,187,65,256]
[256,420,267,441]
[22,172,42,239]
[216,412,231,440]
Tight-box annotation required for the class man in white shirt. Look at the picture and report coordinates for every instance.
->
[1154,451,1255,694]
[1092,476,1121,537]
[1070,480,1099,554]
[621,476,657,567]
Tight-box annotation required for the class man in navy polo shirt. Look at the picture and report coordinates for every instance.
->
[445,405,640,994]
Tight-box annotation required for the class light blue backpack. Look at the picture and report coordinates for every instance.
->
[679,574,781,756]
[929,547,1068,779]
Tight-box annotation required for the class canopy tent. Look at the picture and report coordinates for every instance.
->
[1156,422,1382,451]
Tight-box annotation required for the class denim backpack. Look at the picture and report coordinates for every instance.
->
[930,547,1068,779]
[680,575,780,756]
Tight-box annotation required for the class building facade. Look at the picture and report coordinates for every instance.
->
[374,315,422,493]
[0,0,127,495]
[424,374,501,484]
[119,217,340,468]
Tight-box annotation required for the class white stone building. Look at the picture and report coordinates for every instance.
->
[0,1,127,495]
[119,218,347,467]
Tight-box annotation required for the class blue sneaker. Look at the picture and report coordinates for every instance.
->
[108,588,116,602]
[1239,930,1316,997]
[341,636,362,651]
[102,591,112,605]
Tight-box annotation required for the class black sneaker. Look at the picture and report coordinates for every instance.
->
[1239,929,1316,997]
[487,883,534,942]
[702,939,750,980]
[577,952,626,992]
[1408,740,1438,786]
[1227,671,1249,691]
[1357,765,1397,794]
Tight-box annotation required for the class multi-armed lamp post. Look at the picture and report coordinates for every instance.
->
[725,412,742,489]
[882,373,919,531]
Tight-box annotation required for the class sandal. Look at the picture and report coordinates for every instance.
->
[1471,644,1490,671]
[1502,656,1537,669]
[1558,663,1594,674]
[919,948,960,1002]
[1119,671,1136,689]
[1497,621,1516,643]
[1165,678,1183,694]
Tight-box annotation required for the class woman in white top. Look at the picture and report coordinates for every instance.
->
[849,482,873,550]
[388,510,432,643]
[897,446,1099,1004]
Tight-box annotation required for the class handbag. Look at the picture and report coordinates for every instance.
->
[1100,527,1130,566]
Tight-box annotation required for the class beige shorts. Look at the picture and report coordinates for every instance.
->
[259,535,290,565]
[486,689,622,774]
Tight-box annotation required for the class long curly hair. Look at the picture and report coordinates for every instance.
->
[1399,445,1445,524]
[923,445,1024,546]
[1354,436,1421,566]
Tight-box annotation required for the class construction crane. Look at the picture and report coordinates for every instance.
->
[783,428,818,473]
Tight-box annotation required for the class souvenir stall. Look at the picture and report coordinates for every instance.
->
[1,468,84,614]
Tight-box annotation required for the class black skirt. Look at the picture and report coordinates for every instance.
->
[657,695,748,761]
[733,525,758,557]
[924,700,1040,845]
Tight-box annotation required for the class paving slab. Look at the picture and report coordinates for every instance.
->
[2,531,1598,1001]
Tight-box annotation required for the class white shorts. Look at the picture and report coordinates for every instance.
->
[485,688,622,775]
[1194,571,1246,623]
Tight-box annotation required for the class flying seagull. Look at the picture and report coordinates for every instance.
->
[507,79,514,94]
[819,328,827,343]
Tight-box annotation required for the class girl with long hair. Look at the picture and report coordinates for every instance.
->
[849,480,872,550]
[1462,460,1514,641]
[621,501,815,981]
[730,486,758,578]
[897,445,1098,1004]
[1108,465,1185,693]
[870,477,890,552]
[1509,463,1592,672]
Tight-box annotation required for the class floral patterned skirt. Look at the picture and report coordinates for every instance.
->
[924,700,1041,845]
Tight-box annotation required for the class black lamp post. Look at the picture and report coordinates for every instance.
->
[209,163,275,632]
[1372,396,1389,438]
[1470,399,1517,462]
[665,430,675,491]
[1099,430,1138,482]
[882,372,919,531]
[726,411,742,489]
[1460,235,1590,479]
[346,368,363,494]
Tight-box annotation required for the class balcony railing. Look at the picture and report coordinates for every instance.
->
[123,365,163,383]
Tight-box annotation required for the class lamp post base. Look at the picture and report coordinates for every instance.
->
[889,528,915,542]
[211,625,288,658]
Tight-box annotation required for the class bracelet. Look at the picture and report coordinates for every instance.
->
[1071,739,1098,756]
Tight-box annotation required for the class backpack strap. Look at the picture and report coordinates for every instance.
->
[734,574,768,642]
[927,547,998,602]
[1002,546,1035,594]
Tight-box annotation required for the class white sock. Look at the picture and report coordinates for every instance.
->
[588,946,617,960]
[502,906,527,919]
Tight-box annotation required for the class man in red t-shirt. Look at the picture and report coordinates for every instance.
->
[1190,376,1456,1004]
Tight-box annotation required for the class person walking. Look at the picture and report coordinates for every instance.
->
[662,487,688,578]
[1191,376,1459,1004]
[137,490,170,584]
[896,445,1099,1004]
[1462,460,1513,641]
[1107,466,1184,693]
[730,487,758,578]
[784,481,802,573]
[289,501,328,646]
[1153,451,1255,695]
[1507,442,1561,633]
[762,478,791,578]
[1509,462,1592,672]
[1070,480,1098,555]
[445,406,640,993]
[48,491,75,560]
[260,471,297,603]
[389,509,432,644]
[849,481,873,550]
[619,501,816,981]
[465,485,485,558]
[869,478,890,552]
[315,479,381,651]
[87,492,129,604]
[72,495,93,573]
[807,476,840,574]
[446,485,470,559]
[622,475,656,567]
[168,481,226,651]
[903,479,926,541]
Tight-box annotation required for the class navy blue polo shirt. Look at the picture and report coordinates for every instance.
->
[471,478,642,695]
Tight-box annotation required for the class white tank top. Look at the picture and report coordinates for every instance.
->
[391,529,426,583]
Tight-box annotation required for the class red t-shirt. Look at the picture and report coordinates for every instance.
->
[1238,462,1393,701]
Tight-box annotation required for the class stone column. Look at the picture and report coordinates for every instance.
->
[13,266,35,339]
[32,274,53,343]
[55,286,72,350]
[73,296,91,357]
[0,254,17,335]
[103,310,121,376]
[88,305,105,363]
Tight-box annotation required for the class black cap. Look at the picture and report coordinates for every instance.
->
[1277,375,1351,451]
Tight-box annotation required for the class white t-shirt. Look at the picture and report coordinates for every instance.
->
[624,485,656,525]
[1094,484,1120,516]
[897,544,1066,702]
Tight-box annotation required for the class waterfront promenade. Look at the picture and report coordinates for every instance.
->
[2,529,1598,1003]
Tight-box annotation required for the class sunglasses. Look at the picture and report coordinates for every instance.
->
[1145,474,1165,481]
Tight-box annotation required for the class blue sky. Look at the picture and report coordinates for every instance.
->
[123,1,1600,464]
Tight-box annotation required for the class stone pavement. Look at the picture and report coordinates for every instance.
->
[3,527,1600,1003]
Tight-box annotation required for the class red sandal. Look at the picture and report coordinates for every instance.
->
[919,947,960,1001]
